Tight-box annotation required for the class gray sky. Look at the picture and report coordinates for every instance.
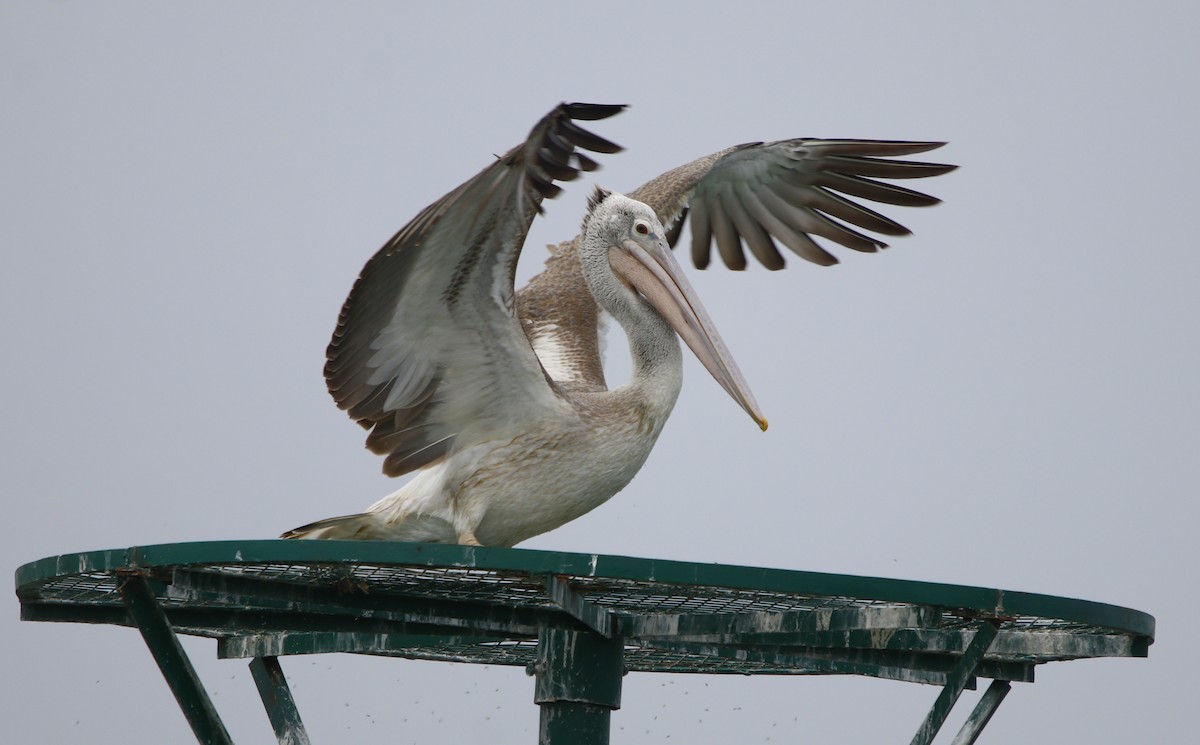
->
[3,2,1195,742]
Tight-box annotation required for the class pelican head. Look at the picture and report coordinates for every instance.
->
[579,187,768,430]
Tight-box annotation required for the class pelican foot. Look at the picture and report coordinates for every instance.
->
[458,530,483,546]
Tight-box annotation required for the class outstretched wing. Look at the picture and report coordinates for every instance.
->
[511,138,956,395]
[627,139,956,269]
[325,103,624,477]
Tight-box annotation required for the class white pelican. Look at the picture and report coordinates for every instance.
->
[283,103,954,545]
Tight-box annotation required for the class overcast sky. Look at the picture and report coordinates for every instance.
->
[3,2,1196,743]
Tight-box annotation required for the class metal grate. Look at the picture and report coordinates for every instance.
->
[17,541,1153,676]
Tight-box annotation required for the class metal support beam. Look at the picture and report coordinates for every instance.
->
[640,639,1032,684]
[118,574,233,745]
[950,679,1012,745]
[909,621,1000,745]
[249,656,311,745]
[219,631,502,659]
[166,566,578,637]
[623,604,940,639]
[532,626,624,745]
[545,575,613,637]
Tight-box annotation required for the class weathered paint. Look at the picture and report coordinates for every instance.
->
[622,604,939,639]
[14,540,1157,639]
[219,631,503,659]
[248,656,311,745]
[545,575,613,637]
[534,626,624,744]
[118,574,234,745]
[909,622,1000,745]
[950,679,1012,745]
[15,541,1157,745]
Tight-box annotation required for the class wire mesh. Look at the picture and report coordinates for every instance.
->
[19,550,1148,674]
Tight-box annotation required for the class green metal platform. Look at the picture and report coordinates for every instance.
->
[15,541,1154,744]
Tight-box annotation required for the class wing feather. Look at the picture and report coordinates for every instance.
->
[491,129,955,427]
[708,194,748,271]
[325,103,625,477]
[516,241,607,392]
[627,139,955,269]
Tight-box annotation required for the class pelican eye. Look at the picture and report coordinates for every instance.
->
[634,221,650,236]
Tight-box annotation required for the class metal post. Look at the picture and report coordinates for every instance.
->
[909,621,1000,745]
[249,656,312,745]
[532,626,624,745]
[118,573,234,745]
[950,679,1012,745]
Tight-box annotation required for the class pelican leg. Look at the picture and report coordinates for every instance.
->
[458,530,483,546]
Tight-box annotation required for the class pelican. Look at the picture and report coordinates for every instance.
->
[283,103,954,546]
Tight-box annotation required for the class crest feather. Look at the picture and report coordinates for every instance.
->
[581,185,613,234]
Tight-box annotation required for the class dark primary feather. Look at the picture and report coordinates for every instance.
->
[527,105,625,205]
[324,102,625,477]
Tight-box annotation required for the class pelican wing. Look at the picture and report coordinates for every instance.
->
[627,139,956,269]
[325,103,624,477]
[516,240,608,393]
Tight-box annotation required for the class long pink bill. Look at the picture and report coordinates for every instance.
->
[609,240,768,431]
